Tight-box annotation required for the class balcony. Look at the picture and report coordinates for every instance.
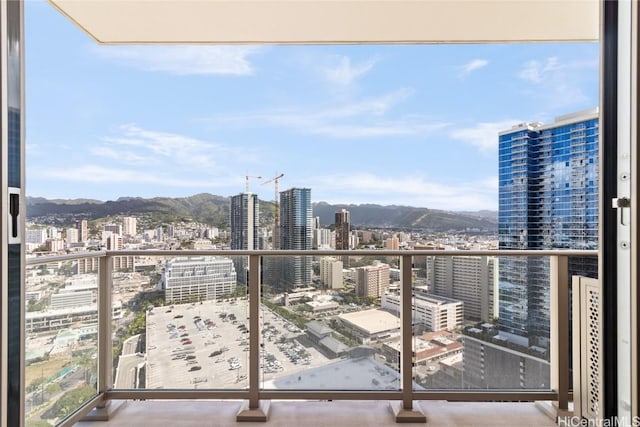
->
[23,249,597,426]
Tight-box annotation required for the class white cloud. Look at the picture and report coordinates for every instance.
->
[93,45,261,75]
[310,121,448,138]
[518,57,560,83]
[35,165,223,188]
[309,173,498,211]
[517,56,597,108]
[32,125,264,192]
[207,89,448,138]
[322,55,379,86]
[450,119,523,152]
[458,59,489,78]
[100,124,228,170]
[89,146,147,165]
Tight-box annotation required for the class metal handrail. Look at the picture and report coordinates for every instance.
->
[25,248,598,265]
[25,250,106,265]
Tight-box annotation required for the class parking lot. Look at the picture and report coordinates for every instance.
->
[144,300,330,389]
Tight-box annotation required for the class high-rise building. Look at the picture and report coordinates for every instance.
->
[162,257,237,304]
[104,223,122,236]
[498,109,598,348]
[384,236,400,250]
[428,256,498,322]
[356,261,390,298]
[48,227,58,239]
[279,188,313,290]
[314,227,332,249]
[76,219,89,242]
[65,227,79,244]
[25,229,47,245]
[334,209,350,250]
[122,217,137,237]
[230,192,259,285]
[106,234,123,250]
[230,193,259,250]
[106,234,134,270]
[320,257,343,289]
[45,239,65,252]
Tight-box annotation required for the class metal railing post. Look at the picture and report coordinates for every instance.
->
[237,254,269,421]
[549,255,570,414]
[82,254,126,421]
[390,255,426,422]
[98,255,114,395]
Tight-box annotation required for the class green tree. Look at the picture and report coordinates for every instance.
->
[26,419,52,427]
[45,386,96,419]
[26,376,45,394]
[45,382,62,398]
[27,300,45,312]
[76,352,96,384]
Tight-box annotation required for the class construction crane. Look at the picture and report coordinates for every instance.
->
[245,173,262,193]
[262,173,284,249]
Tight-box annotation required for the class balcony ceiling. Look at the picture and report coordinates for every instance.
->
[49,0,599,44]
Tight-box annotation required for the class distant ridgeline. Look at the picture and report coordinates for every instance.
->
[26,194,497,231]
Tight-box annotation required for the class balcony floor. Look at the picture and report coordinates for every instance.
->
[73,400,557,426]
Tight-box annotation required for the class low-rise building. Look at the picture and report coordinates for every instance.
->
[381,290,463,332]
[25,301,123,334]
[337,309,400,344]
[381,330,462,365]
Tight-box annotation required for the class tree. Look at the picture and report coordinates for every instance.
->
[76,352,96,384]
[27,300,45,312]
[45,382,62,398]
[44,386,96,419]
[26,420,52,427]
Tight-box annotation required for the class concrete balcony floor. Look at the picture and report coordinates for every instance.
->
[74,400,557,427]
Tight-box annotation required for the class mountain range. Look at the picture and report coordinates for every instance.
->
[26,194,497,231]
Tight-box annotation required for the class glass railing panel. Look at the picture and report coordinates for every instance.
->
[409,253,590,391]
[112,255,249,390]
[25,256,100,426]
[260,255,401,391]
[413,254,551,390]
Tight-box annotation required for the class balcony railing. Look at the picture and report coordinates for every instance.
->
[24,249,597,426]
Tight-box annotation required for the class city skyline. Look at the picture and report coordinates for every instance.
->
[26,1,598,210]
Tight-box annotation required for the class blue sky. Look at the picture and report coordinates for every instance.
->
[25,1,599,211]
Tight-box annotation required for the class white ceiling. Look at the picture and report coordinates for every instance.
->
[49,0,599,44]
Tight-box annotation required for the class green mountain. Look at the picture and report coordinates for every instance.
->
[26,194,496,231]
[312,202,496,231]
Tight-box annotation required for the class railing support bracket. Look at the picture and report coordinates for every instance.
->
[389,401,426,423]
[81,400,128,422]
[534,400,573,422]
[236,400,270,422]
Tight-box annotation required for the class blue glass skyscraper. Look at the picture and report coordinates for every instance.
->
[279,188,313,290]
[498,109,598,348]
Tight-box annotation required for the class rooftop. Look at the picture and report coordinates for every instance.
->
[338,309,400,335]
